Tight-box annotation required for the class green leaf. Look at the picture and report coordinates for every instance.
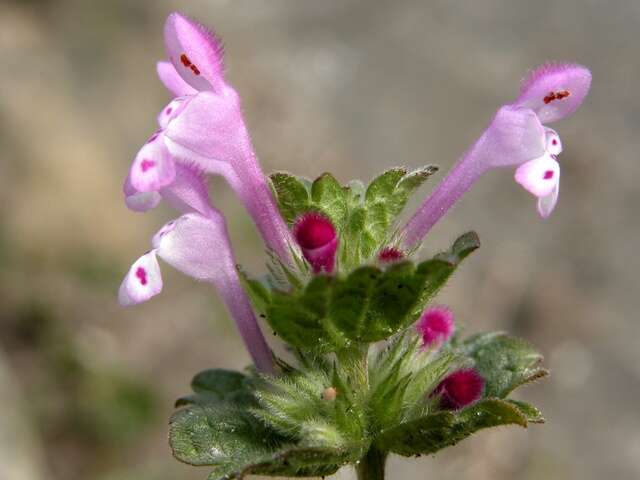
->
[266,276,345,352]
[393,166,439,214]
[364,166,438,242]
[461,332,548,398]
[270,172,311,224]
[507,400,545,424]
[175,369,253,407]
[411,231,481,317]
[365,168,407,208]
[377,398,528,456]
[311,173,348,229]
[238,268,272,316]
[170,403,345,479]
[264,232,479,353]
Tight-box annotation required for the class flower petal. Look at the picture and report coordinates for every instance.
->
[130,131,176,192]
[538,176,560,218]
[118,251,163,306]
[160,163,213,216]
[544,127,563,155]
[516,62,592,124]
[164,12,225,92]
[514,154,560,197]
[154,212,228,282]
[157,61,198,97]
[164,90,247,163]
[123,175,161,212]
[483,105,547,168]
[157,96,192,129]
[163,134,242,189]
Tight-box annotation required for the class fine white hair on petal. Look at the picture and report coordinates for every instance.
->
[118,251,163,306]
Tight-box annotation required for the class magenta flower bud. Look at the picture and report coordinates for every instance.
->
[433,368,485,410]
[416,305,455,349]
[378,246,405,264]
[293,213,338,274]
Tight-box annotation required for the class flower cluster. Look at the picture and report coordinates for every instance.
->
[117,12,591,480]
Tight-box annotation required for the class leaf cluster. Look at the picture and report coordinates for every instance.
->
[270,167,437,270]
[170,169,549,479]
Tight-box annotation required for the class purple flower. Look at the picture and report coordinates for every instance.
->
[124,12,294,264]
[433,368,485,410]
[401,63,592,249]
[293,212,338,273]
[416,306,455,349]
[120,159,274,373]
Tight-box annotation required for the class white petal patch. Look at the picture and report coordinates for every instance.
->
[538,176,560,218]
[130,131,176,192]
[514,154,560,198]
[157,96,191,129]
[118,251,163,306]
[124,190,162,212]
[544,128,563,155]
[152,219,178,249]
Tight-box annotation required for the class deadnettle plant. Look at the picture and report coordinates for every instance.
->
[118,12,591,480]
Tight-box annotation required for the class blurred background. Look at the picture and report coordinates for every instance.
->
[0,0,638,479]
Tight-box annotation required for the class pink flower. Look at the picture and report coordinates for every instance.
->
[433,368,485,410]
[401,63,591,249]
[124,12,294,264]
[416,306,455,348]
[293,212,338,273]
[120,158,274,373]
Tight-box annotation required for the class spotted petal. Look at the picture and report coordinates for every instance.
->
[514,154,560,198]
[516,63,592,124]
[118,251,163,306]
[157,96,192,129]
[164,12,225,92]
[130,131,176,192]
[156,61,198,97]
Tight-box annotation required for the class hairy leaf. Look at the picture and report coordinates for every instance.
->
[461,332,548,398]
[269,172,311,225]
[377,398,528,456]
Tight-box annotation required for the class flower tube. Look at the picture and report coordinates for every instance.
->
[401,63,591,250]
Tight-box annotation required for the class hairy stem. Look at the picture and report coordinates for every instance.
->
[356,447,387,480]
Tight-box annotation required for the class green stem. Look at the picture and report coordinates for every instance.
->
[356,447,387,480]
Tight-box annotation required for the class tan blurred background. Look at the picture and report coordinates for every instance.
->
[1,0,638,479]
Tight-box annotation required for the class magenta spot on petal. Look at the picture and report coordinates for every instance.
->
[432,369,485,410]
[141,159,156,173]
[135,267,148,286]
[543,170,554,180]
[166,107,173,115]
[552,139,558,146]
